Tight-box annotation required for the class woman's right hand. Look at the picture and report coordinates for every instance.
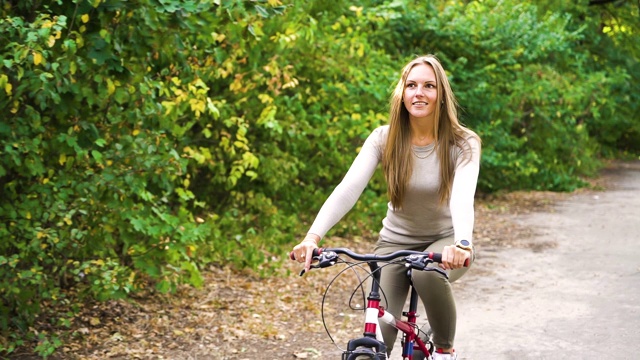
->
[291,234,320,272]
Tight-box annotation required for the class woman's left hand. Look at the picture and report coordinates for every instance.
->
[440,245,471,270]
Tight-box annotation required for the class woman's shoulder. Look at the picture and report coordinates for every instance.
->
[458,128,481,148]
[454,128,481,160]
[369,125,390,140]
[362,125,389,153]
[460,127,480,141]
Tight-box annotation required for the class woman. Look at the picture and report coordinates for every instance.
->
[291,54,481,360]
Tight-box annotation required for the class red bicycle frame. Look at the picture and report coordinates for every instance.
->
[357,257,432,360]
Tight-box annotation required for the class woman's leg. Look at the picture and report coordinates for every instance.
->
[413,236,473,349]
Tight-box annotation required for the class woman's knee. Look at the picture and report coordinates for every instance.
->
[413,268,450,288]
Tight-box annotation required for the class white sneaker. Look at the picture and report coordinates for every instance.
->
[432,349,457,360]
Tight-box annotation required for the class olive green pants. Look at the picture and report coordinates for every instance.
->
[373,235,472,353]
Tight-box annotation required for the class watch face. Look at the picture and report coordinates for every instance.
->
[459,240,470,246]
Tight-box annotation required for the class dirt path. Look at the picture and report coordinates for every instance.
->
[452,161,640,359]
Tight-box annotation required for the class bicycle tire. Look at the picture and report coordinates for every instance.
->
[343,350,387,360]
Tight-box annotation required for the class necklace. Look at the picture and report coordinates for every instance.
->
[412,144,435,159]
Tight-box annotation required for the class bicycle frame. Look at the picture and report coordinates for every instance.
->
[343,259,432,360]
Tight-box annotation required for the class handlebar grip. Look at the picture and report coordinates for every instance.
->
[289,247,323,260]
[429,252,470,267]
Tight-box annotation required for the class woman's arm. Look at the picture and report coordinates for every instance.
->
[449,135,482,243]
[306,127,385,241]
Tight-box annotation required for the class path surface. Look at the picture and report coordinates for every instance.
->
[387,161,640,360]
[451,161,640,359]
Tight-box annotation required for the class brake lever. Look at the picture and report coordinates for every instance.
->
[298,263,321,276]
[405,255,449,279]
[298,251,338,276]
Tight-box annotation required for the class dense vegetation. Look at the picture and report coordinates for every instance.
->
[1,0,638,356]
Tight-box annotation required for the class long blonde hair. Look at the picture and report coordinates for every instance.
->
[383,55,479,209]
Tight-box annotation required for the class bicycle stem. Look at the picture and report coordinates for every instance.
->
[363,260,382,338]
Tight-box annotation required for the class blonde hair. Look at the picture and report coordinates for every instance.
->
[383,54,479,209]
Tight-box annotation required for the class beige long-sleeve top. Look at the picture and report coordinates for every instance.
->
[308,125,481,245]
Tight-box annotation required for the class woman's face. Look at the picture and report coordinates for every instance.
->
[403,63,438,121]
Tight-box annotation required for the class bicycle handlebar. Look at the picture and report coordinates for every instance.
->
[289,247,469,276]
[290,248,441,261]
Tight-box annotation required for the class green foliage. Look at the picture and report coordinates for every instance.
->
[1,0,639,356]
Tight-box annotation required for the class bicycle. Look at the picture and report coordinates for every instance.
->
[291,247,468,360]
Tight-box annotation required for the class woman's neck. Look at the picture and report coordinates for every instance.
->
[410,117,435,146]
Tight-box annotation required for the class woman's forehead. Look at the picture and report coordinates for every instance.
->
[406,63,436,82]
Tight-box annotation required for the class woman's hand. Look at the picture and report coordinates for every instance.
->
[291,234,320,272]
[440,244,471,270]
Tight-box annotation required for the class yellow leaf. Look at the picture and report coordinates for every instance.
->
[81,14,90,23]
[37,232,46,239]
[47,35,56,47]
[229,77,243,92]
[42,178,49,184]
[63,217,72,225]
[89,317,101,326]
[132,129,140,136]
[33,51,42,66]
[212,32,226,42]
[107,78,115,95]
[26,212,31,220]
[0,75,10,96]
[258,94,273,104]
[40,243,48,250]
[59,153,67,165]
